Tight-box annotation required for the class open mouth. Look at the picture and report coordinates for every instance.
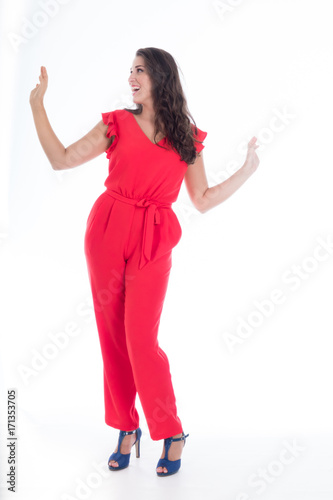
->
[132,87,140,94]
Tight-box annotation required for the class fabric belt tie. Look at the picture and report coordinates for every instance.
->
[106,189,172,269]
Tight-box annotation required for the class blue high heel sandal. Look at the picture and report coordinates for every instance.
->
[108,427,142,471]
[156,431,189,477]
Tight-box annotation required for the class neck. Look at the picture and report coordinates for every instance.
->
[139,103,156,124]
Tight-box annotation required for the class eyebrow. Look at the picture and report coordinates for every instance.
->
[129,65,145,70]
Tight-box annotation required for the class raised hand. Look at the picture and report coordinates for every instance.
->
[29,66,48,108]
[243,136,260,174]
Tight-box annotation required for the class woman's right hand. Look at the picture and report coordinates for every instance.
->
[30,66,48,108]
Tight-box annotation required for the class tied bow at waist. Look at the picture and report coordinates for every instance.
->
[105,189,172,269]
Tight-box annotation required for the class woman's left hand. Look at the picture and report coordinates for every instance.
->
[242,136,260,175]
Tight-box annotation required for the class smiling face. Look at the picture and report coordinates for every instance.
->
[128,55,153,106]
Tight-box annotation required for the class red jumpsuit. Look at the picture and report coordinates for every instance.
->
[84,109,207,441]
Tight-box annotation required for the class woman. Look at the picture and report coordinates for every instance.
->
[29,47,260,477]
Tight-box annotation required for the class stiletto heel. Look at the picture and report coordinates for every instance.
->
[135,436,140,458]
[156,431,189,477]
[108,427,142,471]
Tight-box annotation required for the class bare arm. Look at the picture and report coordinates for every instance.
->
[184,137,260,214]
[29,66,112,170]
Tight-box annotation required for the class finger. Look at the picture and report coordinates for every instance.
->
[250,139,259,148]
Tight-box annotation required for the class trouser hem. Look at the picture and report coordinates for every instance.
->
[149,424,185,441]
[105,419,140,431]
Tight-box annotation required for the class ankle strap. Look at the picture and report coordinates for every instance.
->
[120,429,137,435]
[168,432,189,442]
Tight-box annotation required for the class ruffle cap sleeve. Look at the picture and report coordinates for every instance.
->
[101,111,119,159]
[191,123,208,154]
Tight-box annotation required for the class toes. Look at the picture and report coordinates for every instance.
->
[156,466,168,473]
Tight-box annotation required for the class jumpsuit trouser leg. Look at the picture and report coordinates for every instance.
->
[84,190,184,441]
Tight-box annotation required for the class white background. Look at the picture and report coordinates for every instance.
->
[0,0,332,498]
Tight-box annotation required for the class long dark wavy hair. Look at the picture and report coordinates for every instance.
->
[124,47,203,165]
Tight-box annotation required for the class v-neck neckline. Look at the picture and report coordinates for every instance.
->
[127,110,166,146]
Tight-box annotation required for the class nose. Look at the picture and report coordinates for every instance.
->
[128,74,136,85]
